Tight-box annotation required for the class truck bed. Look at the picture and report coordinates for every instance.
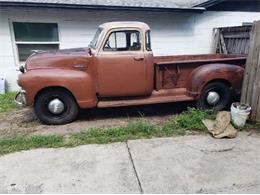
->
[153,54,247,90]
[153,54,246,65]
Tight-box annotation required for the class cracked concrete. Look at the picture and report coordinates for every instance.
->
[126,142,144,193]
[0,143,140,193]
[128,132,260,193]
[0,132,260,193]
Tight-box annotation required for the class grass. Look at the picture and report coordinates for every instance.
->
[0,135,64,155]
[68,120,158,146]
[1,105,259,156]
[161,108,214,136]
[0,92,259,155]
[0,92,17,114]
[0,107,212,155]
[235,121,260,130]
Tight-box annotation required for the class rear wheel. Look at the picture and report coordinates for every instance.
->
[196,81,231,111]
[34,89,78,125]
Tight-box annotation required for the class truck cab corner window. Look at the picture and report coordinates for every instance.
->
[146,30,152,51]
[89,27,103,49]
[103,30,141,51]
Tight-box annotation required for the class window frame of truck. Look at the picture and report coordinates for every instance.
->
[103,30,142,52]
[98,27,144,53]
[9,20,60,66]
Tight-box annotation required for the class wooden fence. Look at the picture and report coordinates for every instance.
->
[241,21,260,122]
[214,25,252,54]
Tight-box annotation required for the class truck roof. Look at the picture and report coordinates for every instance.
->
[99,21,150,31]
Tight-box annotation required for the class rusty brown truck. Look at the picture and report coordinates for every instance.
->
[16,22,246,125]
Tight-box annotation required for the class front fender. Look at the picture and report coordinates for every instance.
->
[187,63,244,97]
[18,69,97,108]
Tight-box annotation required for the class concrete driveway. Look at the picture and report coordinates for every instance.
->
[0,132,260,193]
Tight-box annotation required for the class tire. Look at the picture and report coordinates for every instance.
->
[196,81,231,111]
[34,89,78,125]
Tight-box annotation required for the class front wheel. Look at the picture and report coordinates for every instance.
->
[34,89,79,125]
[196,81,231,111]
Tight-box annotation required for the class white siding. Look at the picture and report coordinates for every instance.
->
[1,7,260,90]
[0,9,18,91]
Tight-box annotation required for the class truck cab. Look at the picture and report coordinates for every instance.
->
[89,22,154,97]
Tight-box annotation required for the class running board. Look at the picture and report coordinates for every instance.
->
[97,89,194,108]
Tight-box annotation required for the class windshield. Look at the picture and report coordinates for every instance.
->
[89,27,103,49]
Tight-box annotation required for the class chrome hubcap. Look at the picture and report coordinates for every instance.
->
[206,91,220,105]
[48,98,65,115]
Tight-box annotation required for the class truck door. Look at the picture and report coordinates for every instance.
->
[96,29,147,97]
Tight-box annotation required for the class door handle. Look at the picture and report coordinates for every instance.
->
[134,56,144,61]
[74,64,86,69]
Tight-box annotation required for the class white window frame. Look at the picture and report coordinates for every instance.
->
[9,19,61,66]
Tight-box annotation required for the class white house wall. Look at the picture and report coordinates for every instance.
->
[0,7,260,90]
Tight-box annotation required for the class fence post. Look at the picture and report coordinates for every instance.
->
[241,21,260,122]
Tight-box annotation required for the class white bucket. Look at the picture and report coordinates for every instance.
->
[231,102,251,127]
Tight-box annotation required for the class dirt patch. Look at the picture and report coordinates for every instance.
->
[0,108,40,137]
[0,101,195,137]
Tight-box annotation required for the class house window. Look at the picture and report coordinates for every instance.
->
[103,30,141,51]
[13,22,59,62]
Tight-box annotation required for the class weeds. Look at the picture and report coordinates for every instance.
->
[162,107,209,135]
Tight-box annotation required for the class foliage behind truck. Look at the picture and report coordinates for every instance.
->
[16,22,246,125]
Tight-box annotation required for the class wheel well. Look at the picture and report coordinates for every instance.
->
[205,79,231,88]
[34,86,78,106]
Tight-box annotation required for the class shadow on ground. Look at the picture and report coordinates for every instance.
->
[78,101,195,120]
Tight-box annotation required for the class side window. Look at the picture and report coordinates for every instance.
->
[103,30,141,51]
[107,32,127,49]
[145,30,152,51]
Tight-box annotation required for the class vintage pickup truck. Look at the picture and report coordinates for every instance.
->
[16,21,246,125]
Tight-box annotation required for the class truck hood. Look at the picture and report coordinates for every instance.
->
[25,47,91,71]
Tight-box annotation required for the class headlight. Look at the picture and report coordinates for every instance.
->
[14,89,27,108]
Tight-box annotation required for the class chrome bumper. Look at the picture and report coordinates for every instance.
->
[15,89,27,108]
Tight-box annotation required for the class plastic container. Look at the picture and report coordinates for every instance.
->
[231,102,251,127]
[0,75,5,94]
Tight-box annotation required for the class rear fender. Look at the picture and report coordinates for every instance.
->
[18,69,97,108]
[187,63,244,98]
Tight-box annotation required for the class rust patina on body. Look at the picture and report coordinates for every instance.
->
[16,21,247,125]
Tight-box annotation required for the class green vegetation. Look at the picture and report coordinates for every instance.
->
[0,108,213,155]
[0,135,64,155]
[237,122,260,130]
[68,120,157,146]
[0,92,259,156]
[0,92,16,114]
[162,108,209,135]
[0,106,259,156]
